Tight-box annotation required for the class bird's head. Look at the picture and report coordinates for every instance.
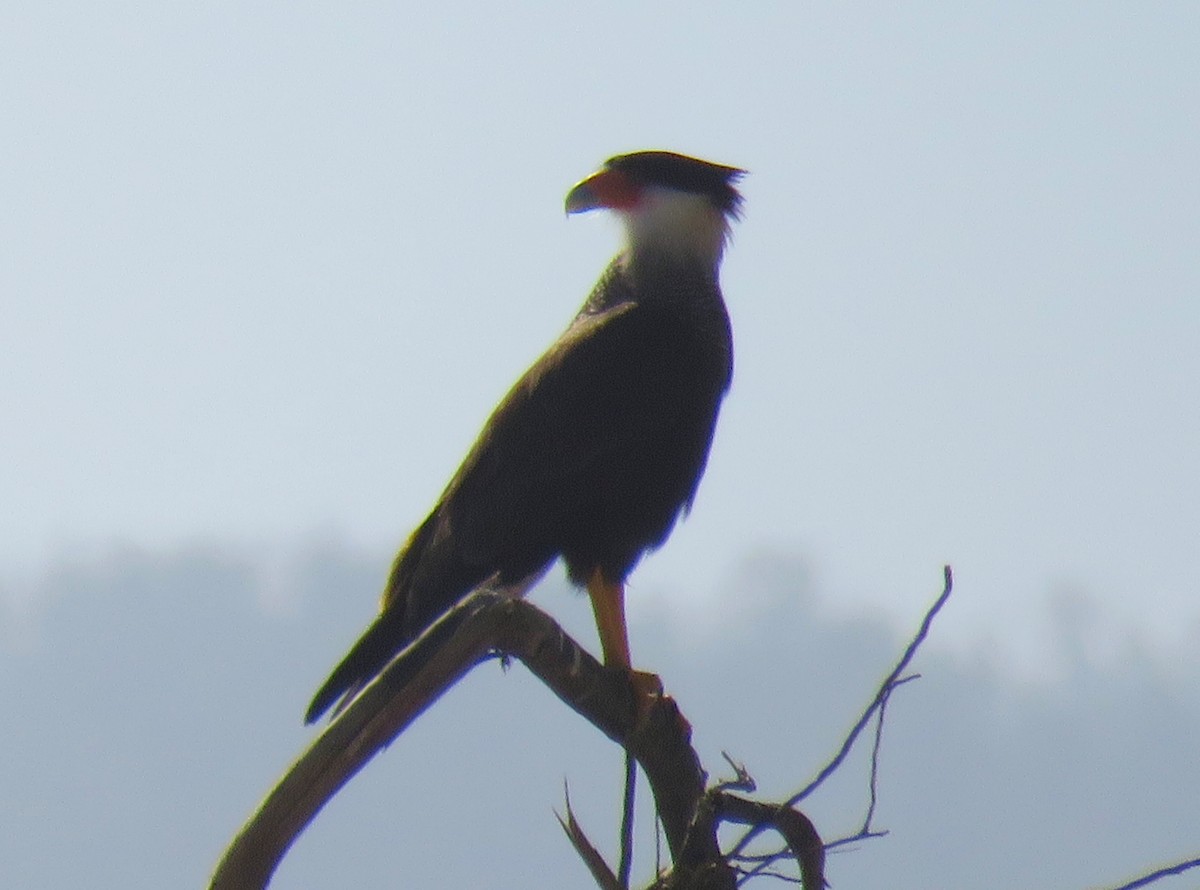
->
[565,151,745,269]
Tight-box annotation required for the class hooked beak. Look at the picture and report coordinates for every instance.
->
[564,167,640,215]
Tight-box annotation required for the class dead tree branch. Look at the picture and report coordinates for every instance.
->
[210,563,1200,890]
[209,589,769,890]
[211,568,961,890]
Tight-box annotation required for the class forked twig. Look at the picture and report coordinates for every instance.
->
[730,566,953,882]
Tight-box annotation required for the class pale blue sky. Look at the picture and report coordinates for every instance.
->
[3,6,1200,888]
[3,3,1199,672]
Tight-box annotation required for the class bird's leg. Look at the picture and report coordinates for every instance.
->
[587,568,631,667]
[587,568,663,720]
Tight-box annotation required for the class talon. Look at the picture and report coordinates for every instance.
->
[629,668,663,719]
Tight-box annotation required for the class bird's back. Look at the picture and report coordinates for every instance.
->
[392,255,730,617]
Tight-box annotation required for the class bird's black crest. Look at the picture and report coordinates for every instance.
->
[606,151,746,217]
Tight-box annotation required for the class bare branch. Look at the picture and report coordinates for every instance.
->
[714,752,756,795]
[619,751,637,889]
[788,566,953,810]
[210,590,722,889]
[732,868,803,885]
[209,591,509,890]
[558,784,622,890]
[860,672,894,835]
[730,566,953,881]
[717,794,824,890]
[1103,856,1200,890]
[210,568,955,890]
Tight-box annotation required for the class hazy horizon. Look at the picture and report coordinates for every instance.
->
[1,541,1196,888]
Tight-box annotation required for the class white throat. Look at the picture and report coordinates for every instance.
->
[620,187,730,270]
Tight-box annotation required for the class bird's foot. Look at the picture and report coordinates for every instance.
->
[628,669,692,737]
[629,668,663,714]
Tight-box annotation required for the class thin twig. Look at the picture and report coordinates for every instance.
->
[733,868,804,885]
[787,567,952,810]
[820,829,888,853]
[861,677,891,834]
[1103,856,1200,890]
[557,783,621,890]
[730,566,953,877]
[654,801,663,883]
[714,751,756,794]
[619,750,637,889]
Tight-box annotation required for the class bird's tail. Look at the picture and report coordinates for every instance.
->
[304,611,408,724]
[306,515,447,724]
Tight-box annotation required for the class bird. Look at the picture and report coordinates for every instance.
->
[305,150,744,724]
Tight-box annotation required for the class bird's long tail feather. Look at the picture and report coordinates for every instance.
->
[304,612,407,724]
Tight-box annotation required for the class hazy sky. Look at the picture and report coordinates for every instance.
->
[2,9,1199,884]
[4,3,1199,671]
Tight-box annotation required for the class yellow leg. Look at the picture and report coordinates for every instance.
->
[587,568,673,727]
[587,567,632,668]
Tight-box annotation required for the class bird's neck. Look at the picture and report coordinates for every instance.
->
[618,188,730,276]
[580,253,723,321]
[620,247,723,306]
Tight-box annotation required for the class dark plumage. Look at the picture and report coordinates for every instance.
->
[306,151,744,723]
